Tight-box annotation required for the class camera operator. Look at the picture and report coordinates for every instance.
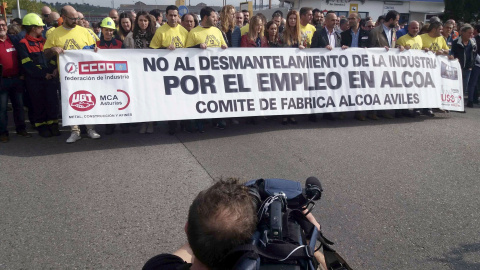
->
[143,178,327,270]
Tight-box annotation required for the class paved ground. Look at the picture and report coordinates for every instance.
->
[1,108,479,269]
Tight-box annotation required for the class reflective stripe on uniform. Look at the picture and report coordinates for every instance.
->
[21,57,32,64]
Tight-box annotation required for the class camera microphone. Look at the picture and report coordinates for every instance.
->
[305,176,323,201]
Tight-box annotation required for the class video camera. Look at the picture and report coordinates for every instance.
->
[222,177,351,270]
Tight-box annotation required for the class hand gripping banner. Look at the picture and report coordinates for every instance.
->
[59,47,464,125]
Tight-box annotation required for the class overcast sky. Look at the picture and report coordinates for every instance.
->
[42,0,281,8]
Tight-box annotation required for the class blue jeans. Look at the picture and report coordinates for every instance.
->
[0,77,26,135]
[467,65,480,102]
[462,69,472,95]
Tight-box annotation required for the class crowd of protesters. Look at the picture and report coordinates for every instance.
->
[0,4,478,143]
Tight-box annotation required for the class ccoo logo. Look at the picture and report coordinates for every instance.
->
[69,90,96,111]
[65,62,78,74]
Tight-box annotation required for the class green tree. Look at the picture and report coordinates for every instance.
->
[5,0,54,15]
[444,0,480,22]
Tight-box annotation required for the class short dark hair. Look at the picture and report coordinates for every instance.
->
[377,15,385,23]
[326,10,336,14]
[149,9,162,20]
[340,18,348,26]
[360,18,367,28]
[273,10,283,18]
[12,18,22,25]
[475,24,480,33]
[187,178,257,269]
[428,21,443,32]
[299,7,312,17]
[200,7,215,21]
[181,12,198,27]
[242,9,248,13]
[313,8,321,15]
[165,5,178,14]
[385,10,399,22]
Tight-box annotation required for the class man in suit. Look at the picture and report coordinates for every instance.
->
[341,12,371,121]
[369,10,399,49]
[368,10,400,119]
[311,12,341,50]
[310,12,341,121]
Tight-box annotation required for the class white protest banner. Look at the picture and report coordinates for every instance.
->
[59,48,463,126]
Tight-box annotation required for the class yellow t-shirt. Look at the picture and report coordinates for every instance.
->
[300,23,316,48]
[185,26,227,48]
[241,24,249,36]
[150,24,188,49]
[420,34,449,52]
[397,34,423,50]
[86,27,100,42]
[44,26,96,50]
[45,27,56,39]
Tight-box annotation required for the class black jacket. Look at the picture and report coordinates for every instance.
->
[340,28,370,48]
[451,37,478,69]
[311,27,341,48]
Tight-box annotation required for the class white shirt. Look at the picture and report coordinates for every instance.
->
[382,24,393,47]
[325,27,336,47]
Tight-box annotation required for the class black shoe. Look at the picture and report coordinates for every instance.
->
[246,117,257,125]
[467,101,474,108]
[38,125,52,138]
[168,126,176,135]
[395,112,403,118]
[424,109,435,117]
[50,123,61,136]
[1,134,9,143]
[308,114,317,122]
[414,110,421,117]
[323,113,335,121]
[16,129,32,138]
[289,117,297,124]
[281,118,288,125]
[105,124,115,135]
[120,124,130,134]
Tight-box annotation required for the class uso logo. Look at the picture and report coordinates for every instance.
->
[69,90,96,111]
[79,61,128,75]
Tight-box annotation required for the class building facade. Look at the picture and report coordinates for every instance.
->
[280,0,444,23]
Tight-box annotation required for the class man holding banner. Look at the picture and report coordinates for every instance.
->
[310,12,341,122]
[185,6,228,130]
[150,5,188,135]
[368,10,401,119]
[185,7,227,49]
[341,12,371,121]
[44,5,101,143]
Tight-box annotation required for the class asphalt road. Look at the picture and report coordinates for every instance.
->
[1,108,479,269]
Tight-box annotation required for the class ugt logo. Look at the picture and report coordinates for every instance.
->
[69,90,96,111]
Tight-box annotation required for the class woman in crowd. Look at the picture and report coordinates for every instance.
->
[117,12,133,41]
[124,11,156,134]
[241,15,267,47]
[264,20,282,47]
[218,5,236,47]
[279,10,306,125]
[241,15,268,125]
[96,17,129,135]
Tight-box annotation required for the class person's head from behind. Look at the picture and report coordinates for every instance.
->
[187,178,257,269]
